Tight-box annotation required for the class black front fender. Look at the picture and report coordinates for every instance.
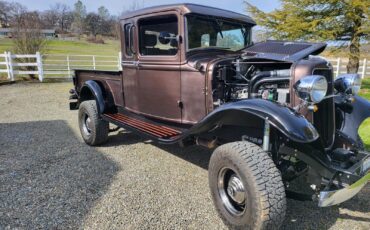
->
[187,99,319,143]
[340,96,370,142]
[80,80,105,114]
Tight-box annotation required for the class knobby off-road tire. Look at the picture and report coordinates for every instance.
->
[209,141,286,230]
[78,100,109,146]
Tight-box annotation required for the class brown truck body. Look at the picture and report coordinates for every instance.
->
[75,4,256,125]
[70,3,370,229]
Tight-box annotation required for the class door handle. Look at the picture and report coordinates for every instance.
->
[134,61,141,67]
[122,61,140,68]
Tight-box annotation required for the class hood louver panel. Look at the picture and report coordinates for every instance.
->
[242,40,327,62]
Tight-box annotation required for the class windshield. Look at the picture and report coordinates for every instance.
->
[186,14,252,51]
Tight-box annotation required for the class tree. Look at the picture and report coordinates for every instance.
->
[12,11,48,79]
[39,4,73,31]
[41,9,59,29]
[98,6,109,21]
[85,12,100,38]
[71,0,86,38]
[0,0,11,27]
[109,15,121,39]
[246,0,370,73]
[0,1,27,28]
[52,3,73,32]
[8,2,27,27]
[97,6,112,36]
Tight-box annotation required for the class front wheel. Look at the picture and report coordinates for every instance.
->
[78,100,109,146]
[208,141,286,229]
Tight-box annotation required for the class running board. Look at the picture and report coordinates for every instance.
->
[103,113,182,140]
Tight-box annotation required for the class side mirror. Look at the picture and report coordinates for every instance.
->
[170,35,182,48]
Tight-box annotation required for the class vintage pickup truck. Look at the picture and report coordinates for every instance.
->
[69,3,370,229]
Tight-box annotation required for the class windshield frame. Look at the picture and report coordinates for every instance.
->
[185,13,253,53]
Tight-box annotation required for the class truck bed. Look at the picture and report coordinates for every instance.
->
[74,70,124,108]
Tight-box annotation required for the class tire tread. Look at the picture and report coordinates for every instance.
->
[209,141,286,230]
[79,100,109,146]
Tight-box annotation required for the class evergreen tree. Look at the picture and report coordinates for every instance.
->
[246,0,369,73]
[71,0,86,38]
[98,6,109,21]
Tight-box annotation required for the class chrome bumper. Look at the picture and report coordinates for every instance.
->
[319,155,370,207]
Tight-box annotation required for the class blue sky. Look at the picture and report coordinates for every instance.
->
[14,0,280,15]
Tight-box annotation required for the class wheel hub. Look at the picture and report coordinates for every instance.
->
[226,175,245,204]
[82,113,92,136]
[85,117,92,132]
[217,167,247,216]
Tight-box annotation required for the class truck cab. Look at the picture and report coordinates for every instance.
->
[69,4,370,230]
[119,4,254,124]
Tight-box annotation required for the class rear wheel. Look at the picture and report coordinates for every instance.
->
[208,141,286,229]
[78,100,109,146]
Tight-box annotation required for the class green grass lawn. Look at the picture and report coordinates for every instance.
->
[0,38,121,78]
[0,38,12,54]
[358,78,370,150]
[0,38,120,55]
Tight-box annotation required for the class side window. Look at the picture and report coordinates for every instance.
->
[139,15,178,56]
[124,23,133,56]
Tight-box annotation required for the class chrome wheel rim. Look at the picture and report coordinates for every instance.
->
[217,167,246,216]
[82,113,92,136]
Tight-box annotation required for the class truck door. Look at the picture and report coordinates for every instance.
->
[121,20,139,111]
[135,13,182,123]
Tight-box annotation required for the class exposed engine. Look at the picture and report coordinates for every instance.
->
[212,58,292,107]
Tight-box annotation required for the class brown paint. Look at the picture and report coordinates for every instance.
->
[73,4,254,125]
[290,58,333,122]
[75,4,331,130]
[76,70,123,107]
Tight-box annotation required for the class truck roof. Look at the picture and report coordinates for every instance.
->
[120,3,256,25]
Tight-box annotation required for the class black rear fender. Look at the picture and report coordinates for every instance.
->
[79,80,106,114]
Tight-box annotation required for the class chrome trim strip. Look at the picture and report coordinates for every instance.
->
[318,156,370,208]
[319,172,369,207]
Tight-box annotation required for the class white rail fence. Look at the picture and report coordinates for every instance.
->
[0,52,44,81]
[42,53,122,79]
[0,52,122,81]
[330,58,369,78]
[0,52,369,82]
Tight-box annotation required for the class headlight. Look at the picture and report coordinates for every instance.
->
[334,74,362,95]
[294,75,328,103]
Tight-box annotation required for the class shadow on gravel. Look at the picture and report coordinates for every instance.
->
[153,144,212,170]
[0,121,119,229]
[104,130,147,147]
[105,130,213,170]
[282,190,370,229]
[105,130,370,229]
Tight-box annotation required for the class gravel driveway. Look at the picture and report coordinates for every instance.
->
[0,82,369,229]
